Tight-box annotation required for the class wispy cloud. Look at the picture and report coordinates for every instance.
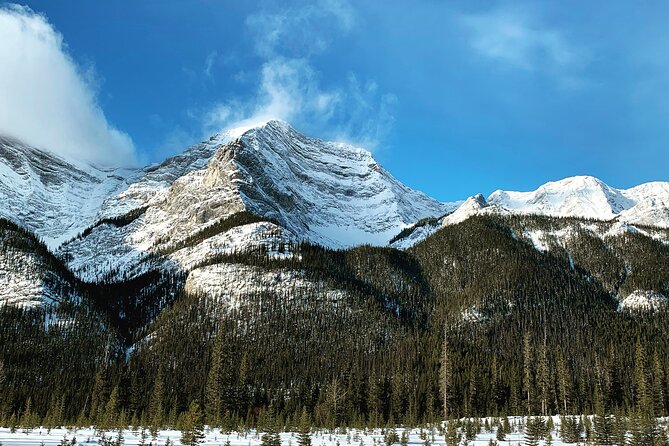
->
[202,0,395,150]
[0,4,135,166]
[460,8,581,76]
[246,0,355,58]
[203,51,218,80]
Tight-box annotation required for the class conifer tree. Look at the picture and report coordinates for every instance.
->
[205,330,224,426]
[103,386,120,429]
[90,366,109,424]
[524,416,542,446]
[297,407,311,446]
[439,338,453,420]
[181,400,205,446]
[537,342,550,416]
[20,397,36,429]
[261,420,281,446]
[367,370,382,426]
[522,333,534,415]
[634,340,651,416]
[652,350,666,417]
[444,419,460,446]
[556,353,571,414]
[149,364,165,431]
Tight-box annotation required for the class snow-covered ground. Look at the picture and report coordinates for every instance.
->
[2,417,665,446]
[0,426,527,446]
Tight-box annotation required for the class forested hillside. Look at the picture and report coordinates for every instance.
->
[1,214,669,436]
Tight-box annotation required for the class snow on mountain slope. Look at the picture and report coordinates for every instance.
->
[61,121,449,281]
[0,220,78,307]
[440,193,505,226]
[231,120,450,247]
[0,136,132,249]
[487,175,669,227]
[0,128,244,252]
[96,130,242,220]
[185,263,346,310]
[393,176,669,249]
[619,290,667,312]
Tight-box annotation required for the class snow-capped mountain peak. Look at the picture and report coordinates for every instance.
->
[487,175,635,221]
[52,120,449,280]
[433,175,669,232]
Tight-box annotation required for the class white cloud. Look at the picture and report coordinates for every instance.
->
[203,0,395,150]
[0,5,135,166]
[461,8,578,73]
[204,57,396,150]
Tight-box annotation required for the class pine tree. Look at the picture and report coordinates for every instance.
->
[20,397,36,429]
[391,373,406,422]
[652,350,666,417]
[205,330,224,426]
[103,386,120,430]
[261,420,281,446]
[524,417,542,446]
[384,429,399,446]
[634,340,651,416]
[326,378,347,428]
[612,415,627,446]
[522,333,534,415]
[367,370,382,426]
[90,365,109,424]
[627,411,653,446]
[556,353,571,414]
[439,338,453,420]
[297,407,311,446]
[149,364,165,431]
[537,342,550,416]
[444,419,461,446]
[593,414,615,446]
[495,420,506,441]
[181,400,205,446]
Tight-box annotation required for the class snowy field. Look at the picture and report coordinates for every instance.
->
[0,416,630,446]
[0,427,526,446]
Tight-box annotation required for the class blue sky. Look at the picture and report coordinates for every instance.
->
[1,1,669,201]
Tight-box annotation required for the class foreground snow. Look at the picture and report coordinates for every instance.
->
[3,416,664,446]
[0,426,527,446]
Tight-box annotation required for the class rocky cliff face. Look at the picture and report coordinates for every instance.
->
[52,120,449,281]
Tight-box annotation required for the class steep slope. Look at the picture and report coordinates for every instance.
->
[61,120,450,281]
[232,120,452,246]
[0,129,247,251]
[0,136,132,249]
[0,219,80,307]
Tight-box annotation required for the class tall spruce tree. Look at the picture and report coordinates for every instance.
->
[205,330,224,426]
[297,407,311,446]
[440,337,453,420]
[523,333,534,415]
[149,364,165,430]
[181,400,205,446]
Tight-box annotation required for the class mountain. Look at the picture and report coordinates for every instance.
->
[487,175,669,226]
[0,135,133,249]
[392,175,669,248]
[2,120,669,429]
[0,218,80,307]
[57,120,450,281]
